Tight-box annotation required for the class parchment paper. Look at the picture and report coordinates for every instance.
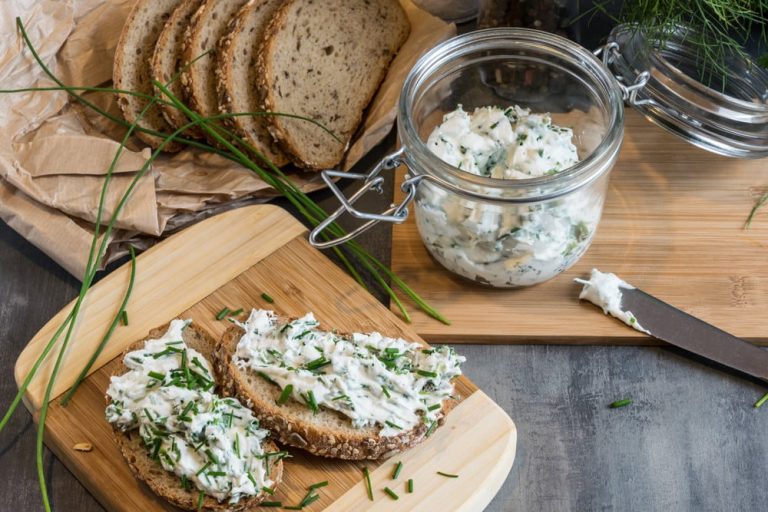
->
[0,0,455,278]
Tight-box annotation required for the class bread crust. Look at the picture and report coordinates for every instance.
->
[214,321,457,460]
[113,0,183,152]
[256,0,410,170]
[106,324,283,511]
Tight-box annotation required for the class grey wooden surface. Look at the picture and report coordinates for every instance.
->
[3,151,768,512]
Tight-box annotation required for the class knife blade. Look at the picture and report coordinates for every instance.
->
[621,287,768,382]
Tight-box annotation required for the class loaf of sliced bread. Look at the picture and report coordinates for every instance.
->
[113,0,185,152]
[215,316,458,460]
[181,0,250,145]
[108,324,283,511]
[257,0,410,169]
[216,0,289,167]
[152,0,205,139]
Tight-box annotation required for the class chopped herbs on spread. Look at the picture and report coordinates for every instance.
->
[105,320,274,505]
[232,310,465,437]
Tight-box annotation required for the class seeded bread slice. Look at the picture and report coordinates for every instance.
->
[107,324,283,511]
[181,0,250,146]
[257,0,410,170]
[113,0,185,152]
[152,0,205,139]
[216,0,290,167]
[215,322,456,460]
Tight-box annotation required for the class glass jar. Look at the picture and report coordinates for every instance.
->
[311,28,624,288]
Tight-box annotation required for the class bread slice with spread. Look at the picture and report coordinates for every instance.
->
[256,0,411,169]
[105,320,284,510]
[215,309,465,460]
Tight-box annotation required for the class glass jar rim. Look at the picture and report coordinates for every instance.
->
[397,27,625,203]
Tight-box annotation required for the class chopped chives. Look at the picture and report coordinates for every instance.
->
[120,310,128,326]
[609,398,633,408]
[425,420,437,437]
[362,467,373,501]
[234,433,240,458]
[309,480,328,490]
[257,371,275,384]
[384,487,399,500]
[306,390,319,414]
[260,502,282,507]
[381,386,391,399]
[147,371,165,381]
[261,292,275,303]
[247,471,257,487]
[305,356,330,371]
[417,369,438,378]
[229,308,243,317]
[302,494,320,507]
[207,471,226,477]
[178,401,195,422]
[427,404,441,411]
[332,394,349,401]
[437,471,459,478]
[204,448,220,465]
[215,307,230,320]
[385,420,402,430]
[197,490,205,511]
[755,392,768,409]
[392,461,403,479]
[262,486,275,495]
[195,462,211,476]
[407,478,414,493]
[277,384,293,405]
[180,474,189,490]
[283,506,303,511]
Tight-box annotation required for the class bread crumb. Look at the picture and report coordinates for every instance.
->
[73,442,93,452]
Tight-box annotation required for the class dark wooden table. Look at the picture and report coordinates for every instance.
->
[3,126,768,512]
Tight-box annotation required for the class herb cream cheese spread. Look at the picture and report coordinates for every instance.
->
[105,320,275,504]
[418,105,601,287]
[575,269,650,334]
[232,309,465,437]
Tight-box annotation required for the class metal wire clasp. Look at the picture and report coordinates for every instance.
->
[594,42,651,107]
[309,147,423,249]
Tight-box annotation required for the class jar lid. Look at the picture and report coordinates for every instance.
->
[605,24,768,159]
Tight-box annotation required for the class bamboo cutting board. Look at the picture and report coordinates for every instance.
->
[15,205,516,511]
[390,110,768,344]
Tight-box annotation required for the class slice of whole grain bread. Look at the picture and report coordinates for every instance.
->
[257,0,410,170]
[216,0,290,167]
[108,324,283,511]
[181,0,250,146]
[215,321,456,460]
[113,0,185,152]
[152,0,205,139]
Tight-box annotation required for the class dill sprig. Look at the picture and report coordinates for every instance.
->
[744,192,768,229]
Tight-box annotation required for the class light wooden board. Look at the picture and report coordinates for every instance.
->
[390,110,768,344]
[16,205,516,511]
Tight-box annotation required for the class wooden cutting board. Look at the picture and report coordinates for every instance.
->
[390,110,768,344]
[15,205,516,511]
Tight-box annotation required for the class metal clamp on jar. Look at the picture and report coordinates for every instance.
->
[310,26,768,288]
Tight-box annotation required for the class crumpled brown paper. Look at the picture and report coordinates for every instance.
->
[0,0,455,278]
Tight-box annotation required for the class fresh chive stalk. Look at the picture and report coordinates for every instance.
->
[363,467,374,501]
[215,307,230,320]
[197,490,205,511]
[609,398,633,408]
[306,390,319,414]
[229,308,244,317]
[309,480,329,490]
[407,478,414,493]
[745,192,768,229]
[437,471,459,478]
[120,310,129,326]
[392,461,403,479]
[277,384,294,405]
[260,501,283,507]
[261,292,275,303]
[384,487,400,500]
[754,392,768,409]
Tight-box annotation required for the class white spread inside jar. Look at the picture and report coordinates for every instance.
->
[232,309,465,437]
[105,320,277,504]
[416,105,602,287]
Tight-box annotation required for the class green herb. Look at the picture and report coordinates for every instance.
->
[305,391,319,414]
[392,461,403,480]
[207,471,226,477]
[120,310,129,326]
[309,480,329,490]
[195,462,211,476]
[754,392,768,409]
[277,384,294,405]
[416,370,438,378]
[148,371,165,381]
[234,433,240,458]
[215,307,230,320]
[537,149,544,158]
[260,501,283,507]
[407,478,414,493]
[197,490,205,511]
[178,401,195,422]
[437,471,459,478]
[427,404,441,411]
[362,467,374,501]
[385,420,403,430]
[261,292,275,303]
[489,121,500,129]
[305,356,331,372]
[381,386,391,399]
[332,394,350,402]
[181,475,189,490]
[229,308,244,317]
[384,487,399,500]
[204,448,220,465]
[745,192,768,229]
[609,398,633,408]
[257,372,276,384]
[262,486,275,494]
[425,420,437,437]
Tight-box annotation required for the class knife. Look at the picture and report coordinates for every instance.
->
[619,286,768,382]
